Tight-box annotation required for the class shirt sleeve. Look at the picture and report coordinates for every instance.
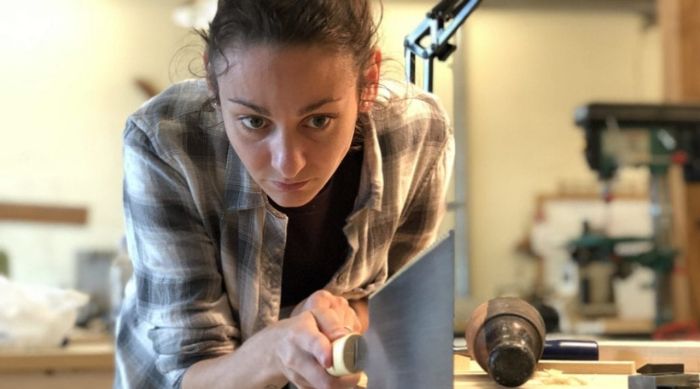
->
[122,119,239,386]
[387,114,455,276]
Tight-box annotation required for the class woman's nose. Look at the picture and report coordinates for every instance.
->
[270,131,306,179]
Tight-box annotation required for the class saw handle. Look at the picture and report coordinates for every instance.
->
[327,333,363,376]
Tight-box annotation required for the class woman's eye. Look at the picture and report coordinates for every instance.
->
[305,115,332,129]
[239,116,268,130]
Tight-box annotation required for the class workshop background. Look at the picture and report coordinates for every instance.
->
[2,1,699,385]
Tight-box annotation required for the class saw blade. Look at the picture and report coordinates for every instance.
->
[362,232,455,389]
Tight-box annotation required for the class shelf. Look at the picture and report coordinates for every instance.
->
[0,202,88,225]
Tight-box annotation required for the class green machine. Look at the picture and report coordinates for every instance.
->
[571,103,700,326]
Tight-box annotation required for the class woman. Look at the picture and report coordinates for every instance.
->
[115,1,454,388]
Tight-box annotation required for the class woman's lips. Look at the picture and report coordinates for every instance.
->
[271,180,310,192]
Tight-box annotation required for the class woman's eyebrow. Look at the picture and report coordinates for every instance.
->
[227,98,271,115]
[298,97,342,115]
[227,96,342,116]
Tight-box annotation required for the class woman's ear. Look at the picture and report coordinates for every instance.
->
[360,49,382,113]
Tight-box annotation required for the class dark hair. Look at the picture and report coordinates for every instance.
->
[198,0,381,102]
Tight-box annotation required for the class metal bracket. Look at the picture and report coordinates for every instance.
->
[404,0,481,92]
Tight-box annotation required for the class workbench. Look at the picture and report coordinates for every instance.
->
[0,339,114,389]
[360,340,700,388]
[1,339,698,388]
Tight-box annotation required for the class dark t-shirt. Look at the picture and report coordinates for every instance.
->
[274,148,363,308]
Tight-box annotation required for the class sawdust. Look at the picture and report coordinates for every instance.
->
[529,368,589,386]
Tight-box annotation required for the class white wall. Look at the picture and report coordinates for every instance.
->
[0,0,199,287]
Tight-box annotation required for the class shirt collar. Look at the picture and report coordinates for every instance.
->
[356,113,384,212]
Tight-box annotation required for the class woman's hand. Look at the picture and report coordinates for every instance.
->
[291,290,363,335]
[183,290,364,389]
[182,306,360,389]
[270,291,361,389]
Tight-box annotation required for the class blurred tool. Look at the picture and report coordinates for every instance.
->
[568,220,673,318]
[464,297,546,387]
[329,233,455,389]
[573,103,700,326]
[542,339,599,361]
[0,249,8,276]
[628,363,700,389]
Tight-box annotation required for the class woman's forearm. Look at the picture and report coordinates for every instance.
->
[183,299,363,389]
[181,328,287,389]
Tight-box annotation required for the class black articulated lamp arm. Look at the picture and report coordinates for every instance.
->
[404,0,482,92]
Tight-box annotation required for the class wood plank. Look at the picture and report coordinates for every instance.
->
[0,343,114,373]
[685,184,700,323]
[669,165,693,321]
[455,355,635,375]
[657,0,700,323]
[0,372,113,389]
[599,340,700,372]
[0,202,88,225]
[658,0,700,102]
[454,355,631,388]
[537,360,635,375]
[360,355,633,388]
[454,374,629,389]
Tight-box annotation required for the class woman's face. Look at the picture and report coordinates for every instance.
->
[216,44,365,208]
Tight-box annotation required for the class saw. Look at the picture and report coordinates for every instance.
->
[328,232,455,389]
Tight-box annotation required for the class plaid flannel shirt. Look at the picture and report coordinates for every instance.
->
[114,79,454,388]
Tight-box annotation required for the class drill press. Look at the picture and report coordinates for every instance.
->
[572,103,700,326]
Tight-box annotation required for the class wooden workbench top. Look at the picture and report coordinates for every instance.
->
[0,341,114,373]
[360,340,700,388]
[454,355,631,388]
[2,338,699,388]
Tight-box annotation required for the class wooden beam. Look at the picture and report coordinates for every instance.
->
[658,0,700,323]
[0,343,113,373]
[685,184,700,322]
[0,202,88,225]
[659,0,700,102]
[599,340,700,372]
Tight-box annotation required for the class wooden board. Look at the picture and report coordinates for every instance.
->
[658,0,700,102]
[599,340,700,372]
[0,343,114,373]
[359,354,636,388]
[453,355,630,388]
[685,184,700,323]
[658,0,700,323]
[455,355,635,375]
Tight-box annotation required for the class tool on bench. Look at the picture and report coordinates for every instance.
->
[461,298,596,387]
[464,297,547,387]
[540,339,599,361]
